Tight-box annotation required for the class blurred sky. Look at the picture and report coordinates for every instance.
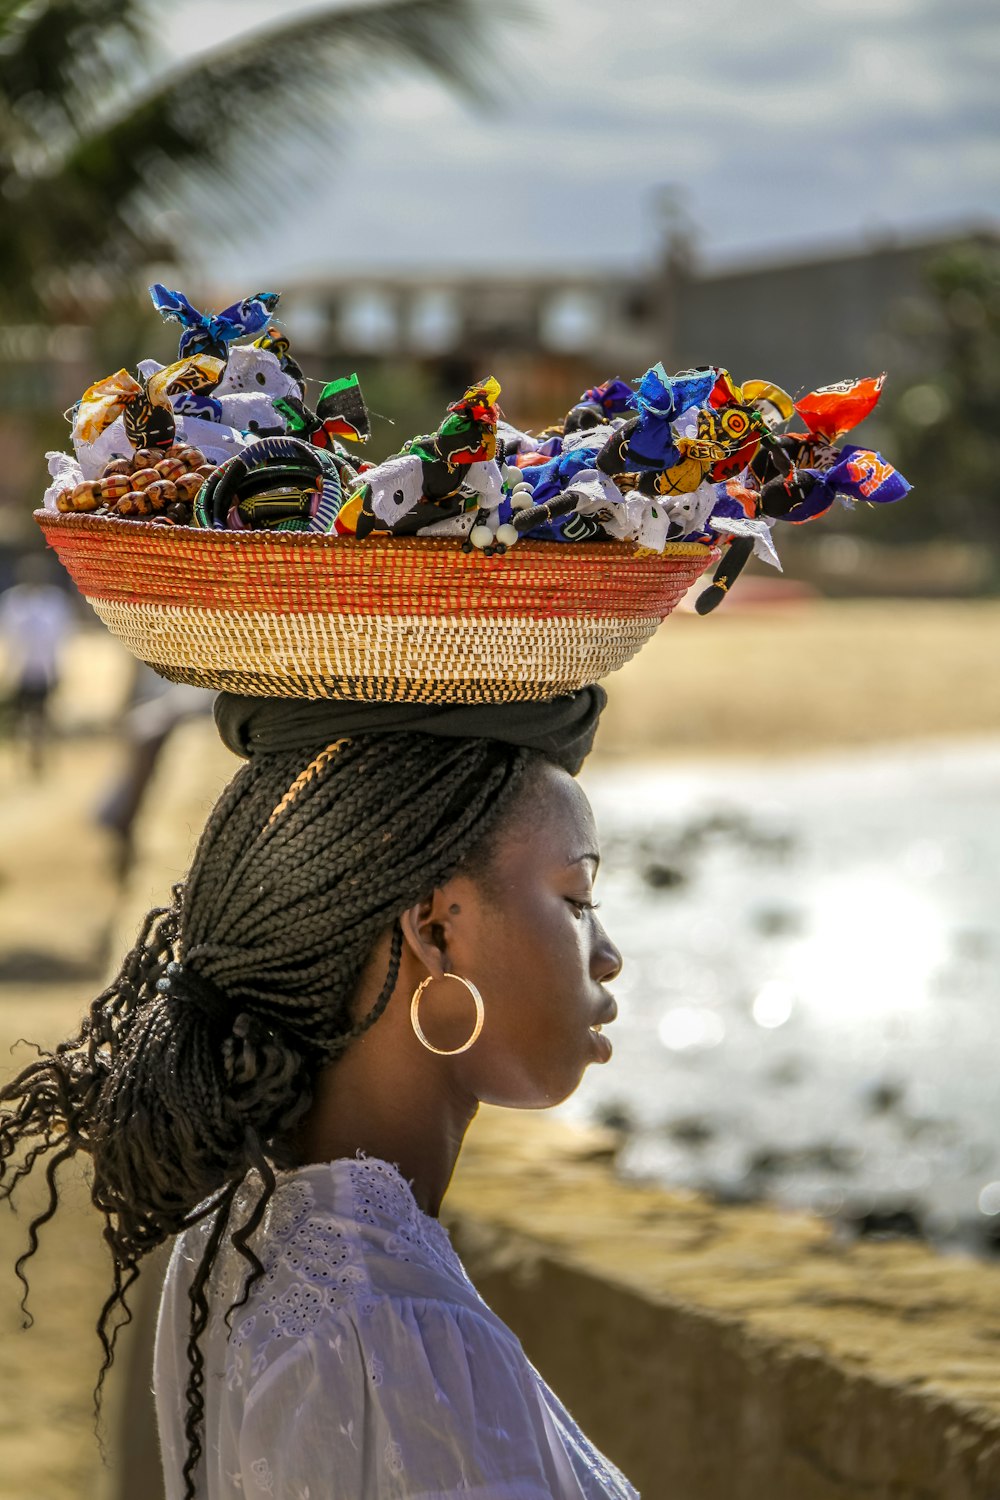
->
[162,0,999,284]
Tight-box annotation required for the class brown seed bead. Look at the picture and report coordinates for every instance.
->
[103,458,132,478]
[165,501,192,524]
[101,472,133,503]
[130,467,159,490]
[131,447,160,472]
[144,479,177,511]
[154,456,186,483]
[68,480,103,512]
[173,472,203,502]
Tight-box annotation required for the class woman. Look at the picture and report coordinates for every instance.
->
[0,686,638,1499]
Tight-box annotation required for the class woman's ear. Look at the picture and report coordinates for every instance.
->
[399,887,452,979]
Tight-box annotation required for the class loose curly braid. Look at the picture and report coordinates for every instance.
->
[0,730,533,1499]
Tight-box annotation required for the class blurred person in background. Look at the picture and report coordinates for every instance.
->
[0,551,76,776]
[96,666,215,880]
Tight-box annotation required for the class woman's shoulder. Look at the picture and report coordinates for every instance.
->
[215,1232,526,1421]
[162,1155,505,1387]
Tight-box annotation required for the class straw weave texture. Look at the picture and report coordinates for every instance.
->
[36,511,718,703]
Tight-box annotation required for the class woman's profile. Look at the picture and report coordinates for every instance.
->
[0,685,637,1498]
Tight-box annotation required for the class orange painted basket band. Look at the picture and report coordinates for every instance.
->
[35,511,719,703]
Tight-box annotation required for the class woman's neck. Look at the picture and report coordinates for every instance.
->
[287,1026,479,1218]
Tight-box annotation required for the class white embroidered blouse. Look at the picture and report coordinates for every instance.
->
[154,1156,639,1499]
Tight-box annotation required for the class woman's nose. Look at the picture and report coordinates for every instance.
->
[592,924,623,983]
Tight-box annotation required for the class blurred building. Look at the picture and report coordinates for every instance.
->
[663,221,1000,397]
[275,270,656,432]
[278,219,998,408]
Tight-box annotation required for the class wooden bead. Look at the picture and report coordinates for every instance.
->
[145,479,177,510]
[101,473,133,503]
[130,467,159,491]
[115,491,150,517]
[68,480,102,512]
[169,444,205,469]
[196,463,216,478]
[103,458,132,478]
[173,472,204,502]
[154,456,185,483]
[55,489,75,513]
[131,448,160,472]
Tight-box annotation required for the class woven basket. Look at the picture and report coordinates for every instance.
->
[35,511,718,703]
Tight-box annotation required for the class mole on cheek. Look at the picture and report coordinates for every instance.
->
[449,903,461,915]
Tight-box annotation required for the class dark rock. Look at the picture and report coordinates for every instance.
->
[594,1101,634,1135]
[764,1057,807,1087]
[844,1203,926,1241]
[665,1116,716,1149]
[864,1079,906,1115]
[641,861,687,891]
[752,906,804,938]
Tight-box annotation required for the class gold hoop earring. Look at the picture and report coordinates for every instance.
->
[410,973,484,1056]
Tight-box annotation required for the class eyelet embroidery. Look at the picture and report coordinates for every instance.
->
[346,1157,467,1284]
[194,1157,467,1391]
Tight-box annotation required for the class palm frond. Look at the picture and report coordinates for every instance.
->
[0,0,517,314]
[0,0,148,130]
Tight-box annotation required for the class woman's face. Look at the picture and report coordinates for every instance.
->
[416,760,623,1109]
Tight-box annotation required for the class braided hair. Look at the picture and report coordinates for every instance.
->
[0,731,533,1499]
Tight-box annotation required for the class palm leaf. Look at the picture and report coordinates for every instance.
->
[0,0,147,139]
[1,0,509,314]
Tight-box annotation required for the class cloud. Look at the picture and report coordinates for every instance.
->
[168,0,1000,284]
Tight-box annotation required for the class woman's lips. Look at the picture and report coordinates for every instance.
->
[589,1023,613,1063]
[588,997,616,1062]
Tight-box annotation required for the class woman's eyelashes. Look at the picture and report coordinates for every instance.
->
[567,896,600,916]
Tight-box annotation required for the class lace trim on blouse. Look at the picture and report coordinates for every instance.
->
[202,1157,466,1384]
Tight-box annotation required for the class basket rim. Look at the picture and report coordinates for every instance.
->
[33,507,716,563]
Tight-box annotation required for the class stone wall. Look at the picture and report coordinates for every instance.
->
[447,1109,1000,1499]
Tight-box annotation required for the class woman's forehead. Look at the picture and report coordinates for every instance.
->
[503,762,598,862]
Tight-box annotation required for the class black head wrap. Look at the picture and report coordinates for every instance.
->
[214,685,606,776]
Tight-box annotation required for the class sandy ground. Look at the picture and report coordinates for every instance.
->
[1,598,1000,1498]
[599,597,1000,759]
[0,738,123,1500]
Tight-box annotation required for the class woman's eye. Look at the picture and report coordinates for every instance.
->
[567,897,599,916]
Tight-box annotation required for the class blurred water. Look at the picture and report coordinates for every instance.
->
[567,740,1000,1254]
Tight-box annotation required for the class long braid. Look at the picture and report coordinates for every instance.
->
[0,730,532,1500]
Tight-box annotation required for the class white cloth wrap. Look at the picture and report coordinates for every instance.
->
[709,512,783,569]
[42,450,84,508]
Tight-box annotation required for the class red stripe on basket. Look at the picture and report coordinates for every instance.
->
[36,515,718,621]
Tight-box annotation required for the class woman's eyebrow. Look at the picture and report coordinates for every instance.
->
[568,852,601,869]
